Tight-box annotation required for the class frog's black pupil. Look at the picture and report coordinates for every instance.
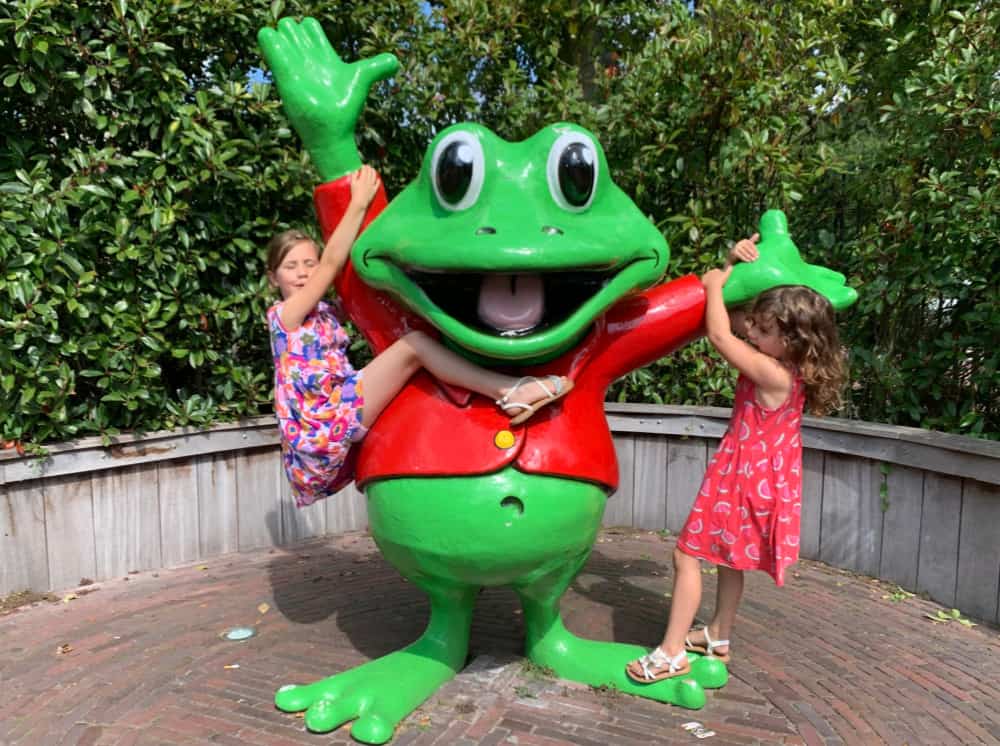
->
[558,143,595,207]
[437,142,474,205]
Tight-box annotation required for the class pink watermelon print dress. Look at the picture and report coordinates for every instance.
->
[268,300,366,507]
[677,372,805,586]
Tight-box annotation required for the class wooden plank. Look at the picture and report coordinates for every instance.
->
[665,438,707,533]
[607,412,729,440]
[6,406,998,486]
[955,480,1000,624]
[878,465,924,590]
[236,448,283,550]
[799,449,824,561]
[198,453,239,558]
[606,401,1000,458]
[327,481,368,534]
[603,435,634,527]
[916,473,962,607]
[633,434,668,530]
[0,481,48,595]
[158,459,199,568]
[279,462,327,545]
[604,405,1000,486]
[819,454,882,576]
[43,474,97,591]
[92,464,161,580]
[2,421,279,485]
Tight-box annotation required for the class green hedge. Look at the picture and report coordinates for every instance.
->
[2,0,997,447]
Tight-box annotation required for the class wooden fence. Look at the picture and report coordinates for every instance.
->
[2,404,998,624]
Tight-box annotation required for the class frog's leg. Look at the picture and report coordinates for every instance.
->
[515,554,727,708]
[274,580,476,744]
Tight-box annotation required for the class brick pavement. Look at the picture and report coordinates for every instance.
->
[1,528,998,746]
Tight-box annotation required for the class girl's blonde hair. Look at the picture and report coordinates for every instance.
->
[265,229,317,275]
[751,285,847,416]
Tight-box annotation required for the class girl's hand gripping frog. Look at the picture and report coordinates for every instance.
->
[258,18,856,744]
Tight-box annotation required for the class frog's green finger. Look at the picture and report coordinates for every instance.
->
[258,29,301,86]
[257,26,280,65]
[277,16,309,50]
[813,265,847,284]
[819,281,858,311]
[356,53,401,89]
[301,16,338,58]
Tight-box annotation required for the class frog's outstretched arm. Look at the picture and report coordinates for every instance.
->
[258,17,399,181]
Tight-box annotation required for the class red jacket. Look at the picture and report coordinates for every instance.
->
[315,176,706,493]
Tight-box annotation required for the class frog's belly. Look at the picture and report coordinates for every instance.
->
[365,467,607,586]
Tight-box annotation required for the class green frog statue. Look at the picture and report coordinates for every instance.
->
[258,17,856,744]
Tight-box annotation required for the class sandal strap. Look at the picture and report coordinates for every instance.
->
[497,401,533,413]
[637,647,685,680]
[702,626,730,652]
[496,376,546,406]
[495,375,563,408]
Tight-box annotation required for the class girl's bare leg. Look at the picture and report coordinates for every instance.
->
[659,548,703,656]
[358,331,567,429]
[705,566,743,655]
[686,565,742,656]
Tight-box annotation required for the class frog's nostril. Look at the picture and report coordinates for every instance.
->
[476,226,497,235]
[541,225,563,236]
[500,496,524,515]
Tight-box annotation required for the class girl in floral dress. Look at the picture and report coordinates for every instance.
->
[627,236,847,682]
[267,166,571,507]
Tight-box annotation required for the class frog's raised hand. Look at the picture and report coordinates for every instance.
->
[724,210,858,311]
[258,17,399,180]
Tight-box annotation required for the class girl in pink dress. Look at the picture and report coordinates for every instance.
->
[627,235,847,682]
[267,166,571,507]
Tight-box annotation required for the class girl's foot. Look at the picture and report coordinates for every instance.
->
[496,375,574,425]
[684,626,731,662]
[626,647,690,683]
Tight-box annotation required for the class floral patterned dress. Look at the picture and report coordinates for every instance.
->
[676,372,805,586]
[268,300,366,507]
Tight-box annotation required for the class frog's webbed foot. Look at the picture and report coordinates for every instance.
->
[723,209,858,311]
[275,582,477,744]
[523,623,726,708]
[275,651,447,742]
[515,558,726,709]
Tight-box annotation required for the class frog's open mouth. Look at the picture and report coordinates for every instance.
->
[404,269,618,336]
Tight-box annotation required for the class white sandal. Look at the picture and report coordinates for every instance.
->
[626,646,690,683]
[496,375,574,426]
[684,626,731,663]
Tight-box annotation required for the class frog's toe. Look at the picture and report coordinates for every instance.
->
[673,677,707,709]
[275,678,346,714]
[689,654,728,689]
[304,697,357,733]
[351,713,395,744]
[274,683,312,712]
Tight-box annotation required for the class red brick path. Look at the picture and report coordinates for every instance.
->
[1,529,998,745]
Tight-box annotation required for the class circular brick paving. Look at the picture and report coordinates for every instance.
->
[1,530,998,745]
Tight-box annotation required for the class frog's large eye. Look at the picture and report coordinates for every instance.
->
[430,132,485,212]
[547,132,599,211]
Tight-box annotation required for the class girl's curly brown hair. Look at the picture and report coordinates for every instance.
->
[751,286,847,416]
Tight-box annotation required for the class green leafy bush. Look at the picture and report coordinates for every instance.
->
[1,0,319,445]
[2,0,996,446]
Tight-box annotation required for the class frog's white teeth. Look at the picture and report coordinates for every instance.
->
[477,273,545,332]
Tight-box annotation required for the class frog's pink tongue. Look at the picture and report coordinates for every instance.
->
[477,273,545,332]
